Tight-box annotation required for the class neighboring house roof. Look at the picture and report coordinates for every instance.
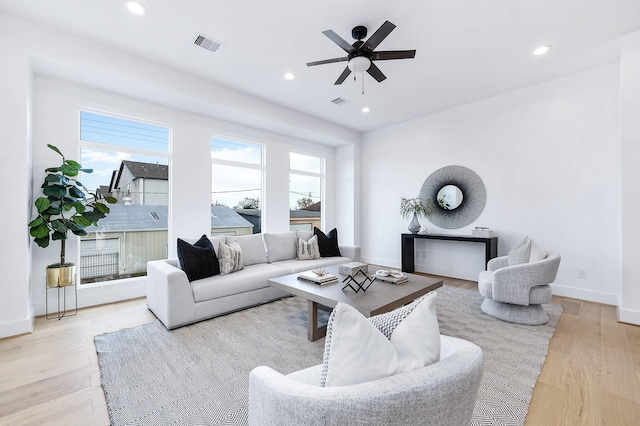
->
[290,209,321,218]
[300,201,321,211]
[87,205,252,232]
[122,160,168,180]
[111,160,168,191]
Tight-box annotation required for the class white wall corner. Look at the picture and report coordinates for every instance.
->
[617,306,640,325]
[0,315,34,340]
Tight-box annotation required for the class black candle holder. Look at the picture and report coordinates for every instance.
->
[342,269,376,293]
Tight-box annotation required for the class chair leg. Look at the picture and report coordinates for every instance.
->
[480,298,549,325]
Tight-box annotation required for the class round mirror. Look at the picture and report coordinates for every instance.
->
[437,185,463,210]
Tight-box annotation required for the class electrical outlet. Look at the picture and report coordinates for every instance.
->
[577,268,587,279]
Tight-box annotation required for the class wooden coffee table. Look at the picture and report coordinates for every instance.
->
[268,265,443,341]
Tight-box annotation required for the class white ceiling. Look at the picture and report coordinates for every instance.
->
[2,0,640,135]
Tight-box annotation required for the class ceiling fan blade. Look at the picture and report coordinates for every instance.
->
[334,67,352,85]
[322,30,354,53]
[362,21,396,52]
[306,57,349,67]
[367,63,386,83]
[371,50,416,61]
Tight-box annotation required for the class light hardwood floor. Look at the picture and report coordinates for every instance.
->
[0,277,639,425]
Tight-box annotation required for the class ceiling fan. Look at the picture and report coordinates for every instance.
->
[306,20,416,85]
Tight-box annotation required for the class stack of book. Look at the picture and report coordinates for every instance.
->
[297,270,338,285]
[338,262,368,276]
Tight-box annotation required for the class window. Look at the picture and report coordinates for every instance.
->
[289,152,323,231]
[211,136,263,235]
[79,110,170,284]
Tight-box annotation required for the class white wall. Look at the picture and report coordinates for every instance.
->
[362,64,621,305]
[620,30,640,324]
[0,22,33,338]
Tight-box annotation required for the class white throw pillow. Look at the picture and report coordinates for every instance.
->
[529,239,547,262]
[320,292,440,387]
[508,237,532,266]
[218,241,244,275]
[225,234,266,266]
[297,235,320,260]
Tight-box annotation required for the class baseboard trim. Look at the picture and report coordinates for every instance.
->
[0,315,34,339]
[617,307,640,325]
[549,283,618,306]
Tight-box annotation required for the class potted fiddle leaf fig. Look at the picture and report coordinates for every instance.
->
[28,144,117,287]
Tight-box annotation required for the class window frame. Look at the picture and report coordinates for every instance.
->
[289,150,325,231]
[78,108,172,287]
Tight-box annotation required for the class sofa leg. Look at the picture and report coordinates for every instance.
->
[480,298,549,325]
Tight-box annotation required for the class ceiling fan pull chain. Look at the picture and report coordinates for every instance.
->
[362,74,365,95]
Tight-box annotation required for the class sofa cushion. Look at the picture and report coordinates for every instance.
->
[226,234,267,266]
[320,292,440,387]
[176,236,219,282]
[272,256,350,274]
[218,241,244,275]
[297,235,320,260]
[190,263,289,302]
[296,230,313,241]
[314,227,341,257]
[263,232,297,263]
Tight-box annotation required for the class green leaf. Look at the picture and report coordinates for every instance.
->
[45,205,62,215]
[70,227,88,237]
[66,159,81,168]
[30,223,50,238]
[73,215,91,226]
[69,186,86,199]
[93,202,110,214]
[73,201,86,214]
[52,231,67,240]
[28,217,44,227]
[105,196,118,204]
[51,220,68,233]
[47,144,63,157]
[35,197,51,213]
[67,221,88,236]
[83,210,104,223]
[34,235,50,248]
[43,184,66,199]
[59,164,79,177]
[79,168,93,174]
[45,174,67,185]
[45,166,62,173]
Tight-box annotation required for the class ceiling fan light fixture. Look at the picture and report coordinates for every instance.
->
[125,1,147,15]
[348,56,372,72]
[532,45,551,56]
[362,106,371,113]
[284,72,296,80]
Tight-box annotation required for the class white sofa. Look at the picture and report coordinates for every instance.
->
[147,231,360,329]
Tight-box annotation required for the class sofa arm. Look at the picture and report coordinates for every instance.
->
[146,259,196,329]
[487,255,509,271]
[338,245,361,262]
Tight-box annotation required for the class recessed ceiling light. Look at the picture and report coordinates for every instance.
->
[532,45,551,56]
[125,1,147,15]
[362,107,370,113]
[284,73,296,80]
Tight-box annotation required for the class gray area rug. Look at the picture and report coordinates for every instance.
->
[95,285,562,425]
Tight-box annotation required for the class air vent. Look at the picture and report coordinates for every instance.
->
[331,97,350,106]
[149,212,159,220]
[194,34,224,53]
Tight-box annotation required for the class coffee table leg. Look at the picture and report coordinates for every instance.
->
[308,300,327,341]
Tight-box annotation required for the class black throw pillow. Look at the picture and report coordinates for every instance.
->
[177,235,220,282]
[314,227,341,257]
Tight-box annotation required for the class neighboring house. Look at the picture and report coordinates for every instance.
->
[110,160,169,205]
[236,205,322,233]
[82,205,252,282]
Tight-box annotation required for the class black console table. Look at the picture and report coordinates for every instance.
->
[401,233,498,273]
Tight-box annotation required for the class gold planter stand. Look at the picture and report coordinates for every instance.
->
[45,265,77,320]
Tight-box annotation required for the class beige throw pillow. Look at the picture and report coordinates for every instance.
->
[297,235,320,260]
[218,241,244,275]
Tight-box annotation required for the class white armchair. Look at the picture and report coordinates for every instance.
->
[248,335,484,426]
[478,252,561,325]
